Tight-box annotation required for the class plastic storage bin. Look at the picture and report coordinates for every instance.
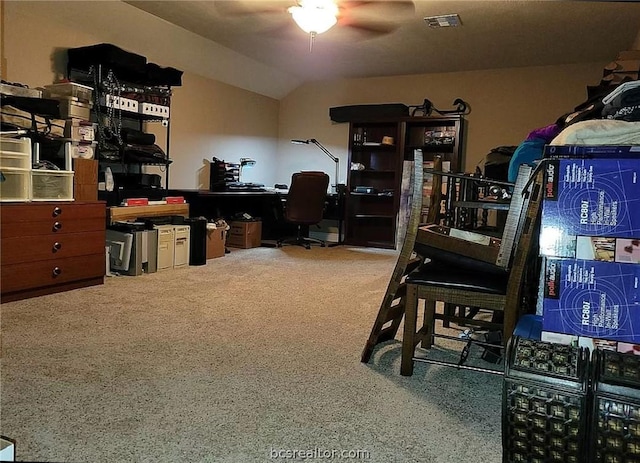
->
[0,167,31,201]
[65,120,96,142]
[58,100,92,120]
[0,137,31,169]
[31,170,74,201]
[43,82,93,103]
[69,141,97,159]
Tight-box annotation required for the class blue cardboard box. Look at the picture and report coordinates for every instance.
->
[544,144,640,158]
[542,258,640,342]
[540,158,640,258]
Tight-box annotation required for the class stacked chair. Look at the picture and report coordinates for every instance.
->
[362,151,640,461]
[361,150,543,373]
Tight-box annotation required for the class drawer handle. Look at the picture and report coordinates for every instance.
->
[52,267,62,277]
[52,206,62,217]
[52,242,62,252]
[52,221,63,231]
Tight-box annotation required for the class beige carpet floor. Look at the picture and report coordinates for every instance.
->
[1,246,503,463]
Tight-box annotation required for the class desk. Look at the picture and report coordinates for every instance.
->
[169,189,343,245]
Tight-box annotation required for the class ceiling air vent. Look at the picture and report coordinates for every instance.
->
[423,14,461,28]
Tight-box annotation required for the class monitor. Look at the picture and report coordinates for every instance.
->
[106,229,134,272]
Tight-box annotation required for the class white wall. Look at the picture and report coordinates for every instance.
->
[2,0,282,189]
[276,62,607,187]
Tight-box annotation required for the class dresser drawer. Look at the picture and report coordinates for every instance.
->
[1,216,105,238]
[1,253,105,294]
[1,230,106,265]
[0,201,105,224]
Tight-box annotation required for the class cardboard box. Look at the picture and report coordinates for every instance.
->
[540,158,640,258]
[541,258,640,343]
[206,228,227,259]
[227,220,262,249]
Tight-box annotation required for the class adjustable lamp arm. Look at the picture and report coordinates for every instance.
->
[291,138,341,190]
[309,139,338,163]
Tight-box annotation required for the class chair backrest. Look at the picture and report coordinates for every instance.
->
[399,149,426,249]
[502,168,543,338]
[379,150,425,307]
[284,171,330,225]
[413,164,533,271]
[495,164,534,268]
[424,157,443,225]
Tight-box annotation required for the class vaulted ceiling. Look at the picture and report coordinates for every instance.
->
[125,0,640,84]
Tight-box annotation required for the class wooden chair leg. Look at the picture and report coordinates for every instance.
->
[401,283,419,376]
[442,302,454,327]
[503,302,518,348]
[421,299,436,349]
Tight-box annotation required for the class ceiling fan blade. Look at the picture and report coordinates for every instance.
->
[340,1,415,16]
[336,0,414,37]
[337,17,399,36]
[213,1,290,17]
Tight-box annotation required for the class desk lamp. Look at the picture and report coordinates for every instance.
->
[239,157,256,183]
[291,138,340,193]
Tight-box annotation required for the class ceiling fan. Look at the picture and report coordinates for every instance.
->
[215,0,415,49]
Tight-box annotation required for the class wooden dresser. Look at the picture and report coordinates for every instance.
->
[1,201,106,303]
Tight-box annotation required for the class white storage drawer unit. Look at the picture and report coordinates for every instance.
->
[31,170,74,201]
[173,225,190,268]
[0,137,31,169]
[153,224,190,270]
[155,225,175,271]
[1,137,32,202]
[0,168,30,201]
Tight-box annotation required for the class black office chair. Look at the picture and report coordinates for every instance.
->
[277,171,330,249]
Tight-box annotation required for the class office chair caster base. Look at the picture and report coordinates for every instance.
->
[277,236,325,249]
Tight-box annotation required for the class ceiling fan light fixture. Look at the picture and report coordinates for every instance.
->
[288,0,338,35]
